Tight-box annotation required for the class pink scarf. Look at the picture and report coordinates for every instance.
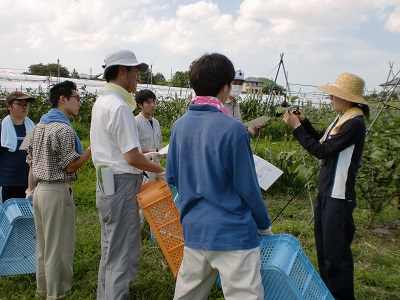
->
[190,96,229,116]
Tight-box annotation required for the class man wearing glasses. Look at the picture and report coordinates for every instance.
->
[0,91,35,203]
[27,81,92,299]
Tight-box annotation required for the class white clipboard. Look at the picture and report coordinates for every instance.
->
[243,116,270,128]
[253,155,283,191]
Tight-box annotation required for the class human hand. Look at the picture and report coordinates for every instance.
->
[144,152,154,160]
[258,226,273,236]
[144,152,160,164]
[25,188,34,200]
[155,169,166,181]
[292,109,306,122]
[152,152,161,164]
[283,110,301,129]
[248,125,266,135]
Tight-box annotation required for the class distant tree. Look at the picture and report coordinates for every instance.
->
[138,70,167,86]
[25,63,70,78]
[153,72,167,85]
[260,78,286,95]
[140,70,155,85]
[139,71,150,84]
[71,69,80,79]
[170,71,190,88]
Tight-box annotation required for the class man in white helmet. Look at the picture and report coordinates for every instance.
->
[225,70,263,135]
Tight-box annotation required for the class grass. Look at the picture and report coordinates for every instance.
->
[0,140,399,299]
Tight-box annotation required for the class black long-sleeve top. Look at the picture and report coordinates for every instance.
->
[292,116,366,200]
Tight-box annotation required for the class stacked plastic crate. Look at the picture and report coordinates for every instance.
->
[0,198,36,276]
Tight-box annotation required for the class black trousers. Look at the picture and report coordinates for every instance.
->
[314,192,356,300]
[0,185,27,204]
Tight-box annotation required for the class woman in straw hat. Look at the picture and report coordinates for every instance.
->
[283,72,369,300]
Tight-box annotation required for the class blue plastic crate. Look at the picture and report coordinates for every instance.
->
[259,234,333,300]
[168,184,178,202]
[216,234,334,300]
[0,198,36,276]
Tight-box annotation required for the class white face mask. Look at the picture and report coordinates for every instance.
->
[230,84,243,97]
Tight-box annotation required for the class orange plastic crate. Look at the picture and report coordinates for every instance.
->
[137,179,184,277]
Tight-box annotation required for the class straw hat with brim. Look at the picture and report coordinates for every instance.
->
[317,72,368,106]
[102,50,149,77]
[5,91,35,104]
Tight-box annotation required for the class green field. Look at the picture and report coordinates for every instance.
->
[0,137,399,299]
[0,91,399,299]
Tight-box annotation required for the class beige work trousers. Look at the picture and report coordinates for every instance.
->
[174,246,264,300]
[33,181,76,299]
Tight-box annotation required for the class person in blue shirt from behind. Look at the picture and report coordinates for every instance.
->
[166,52,272,300]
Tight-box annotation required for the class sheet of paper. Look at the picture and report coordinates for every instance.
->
[243,116,270,128]
[253,155,283,191]
[19,130,33,150]
[159,144,169,155]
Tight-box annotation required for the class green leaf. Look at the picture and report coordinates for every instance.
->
[276,106,289,114]
[384,160,395,169]
[370,150,385,160]
[289,160,302,173]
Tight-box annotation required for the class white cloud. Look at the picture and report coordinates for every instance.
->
[0,0,399,90]
[384,5,400,32]
[176,1,220,20]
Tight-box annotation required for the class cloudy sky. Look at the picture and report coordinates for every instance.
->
[1,0,399,94]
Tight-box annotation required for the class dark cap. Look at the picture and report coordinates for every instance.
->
[5,91,35,104]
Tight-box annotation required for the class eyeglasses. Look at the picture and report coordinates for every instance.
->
[12,102,30,108]
[70,95,81,102]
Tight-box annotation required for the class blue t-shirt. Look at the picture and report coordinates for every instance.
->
[166,104,271,251]
[0,121,30,186]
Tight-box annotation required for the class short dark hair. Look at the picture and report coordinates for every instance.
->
[135,89,156,105]
[189,53,235,97]
[49,80,77,108]
[105,65,132,82]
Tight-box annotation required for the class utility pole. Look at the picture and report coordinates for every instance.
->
[148,64,153,88]
[57,58,60,82]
